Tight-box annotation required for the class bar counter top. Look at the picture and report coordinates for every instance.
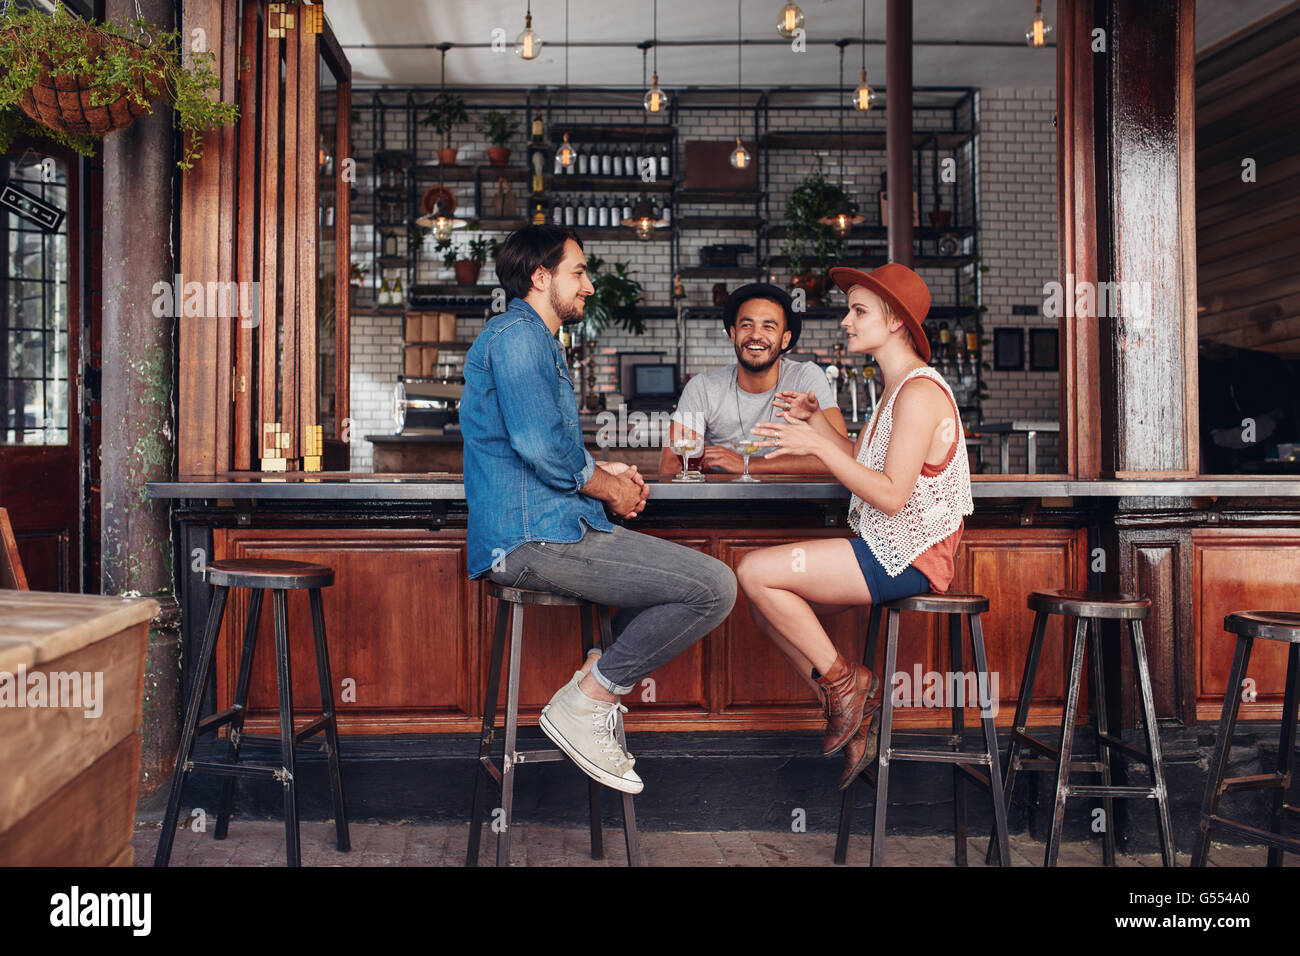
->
[148,474,1300,501]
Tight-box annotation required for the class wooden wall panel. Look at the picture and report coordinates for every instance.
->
[1196,9,1300,356]
[1192,530,1300,722]
[214,529,476,733]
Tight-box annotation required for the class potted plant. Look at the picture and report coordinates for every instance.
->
[439,230,497,286]
[580,254,645,340]
[0,4,238,170]
[421,90,468,167]
[782,168,846,306]
[476,110,518,166]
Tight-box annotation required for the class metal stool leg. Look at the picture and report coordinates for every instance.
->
[1086,616,1117,866]
[870,607,901,866]
[155,585,228,866]
[215,587,264,841]
[309,587,350,852]
[496,600,526,867]
[834,603,882,865]
[950,612,968,865]
[1192,634,1254,866]
[467,597,509,867]
[581,604,605,861]
[1270,642,1300,867]
[270,589,301,867]
[986,608,1048,865]
[1130,618,1174,866]
[597,606,642,867]
[1046,616,1088,867]
[971,612,1011,867]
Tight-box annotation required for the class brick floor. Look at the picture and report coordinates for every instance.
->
[135,819,1273,867]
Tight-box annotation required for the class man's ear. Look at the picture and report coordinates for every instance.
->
[779,328,792,352]
[530,265,549,295]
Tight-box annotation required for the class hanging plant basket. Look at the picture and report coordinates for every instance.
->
[0,4,238,169]
[12,26,162,137]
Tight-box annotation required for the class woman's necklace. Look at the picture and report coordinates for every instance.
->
[734,360,785,445]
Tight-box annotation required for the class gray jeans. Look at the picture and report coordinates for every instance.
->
[486,525,737,695]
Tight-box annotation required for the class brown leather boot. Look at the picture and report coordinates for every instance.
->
[814,657,879,756]
[837,699,881,790]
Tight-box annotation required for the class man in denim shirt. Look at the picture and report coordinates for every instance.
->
[461,225,737,794]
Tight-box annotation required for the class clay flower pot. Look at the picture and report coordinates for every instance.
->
[790,271,825,307]
[453,260,482,286]
[438,146,458,166]
[487,146,511,166]
[929,208,953,229]
[13,25,163,137]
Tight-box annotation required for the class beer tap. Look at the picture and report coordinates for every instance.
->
[843,366,859,423]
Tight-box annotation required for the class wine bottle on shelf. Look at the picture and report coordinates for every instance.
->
[378,274,392,307]
[660,199,671,226]
[597,202,610,227]
[600,145,612,176]
[552,200,563,226]
[587,196,599,227]
[622,196,633,222]
[392,275,405,307]
[624,145,636,177]
[659,143,670,177]
[563,197,575,226]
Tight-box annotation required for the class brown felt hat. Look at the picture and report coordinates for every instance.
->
[829,263,932,362]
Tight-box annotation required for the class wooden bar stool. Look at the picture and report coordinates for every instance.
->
[1192,611,1300,866]
[154,559,350,867]
[986,589,1174,867]
[834,593,1011,867]
[466,582,641,867]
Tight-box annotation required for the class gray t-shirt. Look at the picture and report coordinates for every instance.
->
[671,358,836,456]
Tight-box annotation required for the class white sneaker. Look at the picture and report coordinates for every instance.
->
[539,678,643,794]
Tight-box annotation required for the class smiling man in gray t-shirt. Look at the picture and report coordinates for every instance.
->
[658,283,849,476]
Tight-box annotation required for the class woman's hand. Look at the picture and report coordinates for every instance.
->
[773,389,819,422]
[751,412,827,460]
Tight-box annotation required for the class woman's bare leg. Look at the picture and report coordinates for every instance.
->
[749,601,855,695]
[737,538,873,677]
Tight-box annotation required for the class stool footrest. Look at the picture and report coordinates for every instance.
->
[1096,732,1153,765]
[1207,814,1300,853]
[293,715,332,745]
[196,706,241,736]
[957,765,992,789]
[889,747,992,767]
[1018,757,1107,774]
[1067,784,1160,799]
[1220,771,1288,794]
[1010,731,1059,761]
[189,760,281,780]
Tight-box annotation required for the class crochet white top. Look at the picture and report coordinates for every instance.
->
[846,365,974,577]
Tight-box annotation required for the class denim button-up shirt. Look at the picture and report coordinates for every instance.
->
[461,297,612,578]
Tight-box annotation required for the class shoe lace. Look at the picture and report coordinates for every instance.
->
[592,701,631,766]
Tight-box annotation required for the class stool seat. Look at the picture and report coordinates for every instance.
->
[1225,611,1300,642]
[484,581,587,607]
[1027,589,1150,619]
[208,558,333,590]
[883,592,989,614]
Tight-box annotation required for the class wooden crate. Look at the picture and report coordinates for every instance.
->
[0,591,157,866]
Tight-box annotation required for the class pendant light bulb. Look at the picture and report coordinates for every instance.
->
[643,73,670,113]
[636,218,655,241]
[516,12,543,59]
[854,69,874,111]
[776,2,805,39]
[556,133,575,168]
[434,217,454,242]
[1026,0,1052,47]
[729,136,750,169]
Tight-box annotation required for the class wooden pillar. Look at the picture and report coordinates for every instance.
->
[100,0,179,794]
[885,0,914,266]
[1097,0,1199,476]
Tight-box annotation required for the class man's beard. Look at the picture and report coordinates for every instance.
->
[734,341,780,372]
[550,284,585,324]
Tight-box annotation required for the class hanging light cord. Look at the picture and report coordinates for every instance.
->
[736,0,742,134]
[652,0,658,75]
[861,0,866,72]
[838,40,846,188]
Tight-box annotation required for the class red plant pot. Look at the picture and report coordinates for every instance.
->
[453,260,482,286]
[486,146,511,166]
[438,146,458,166]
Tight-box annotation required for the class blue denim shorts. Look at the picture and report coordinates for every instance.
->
[848,538,933,604]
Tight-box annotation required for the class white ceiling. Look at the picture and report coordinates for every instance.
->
[323,0,1295,91]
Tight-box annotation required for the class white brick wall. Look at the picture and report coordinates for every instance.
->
[347,88,1059,473]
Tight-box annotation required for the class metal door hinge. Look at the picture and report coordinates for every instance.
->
[268,3,293,38]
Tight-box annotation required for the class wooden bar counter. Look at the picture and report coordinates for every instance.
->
[149,474,1300,740]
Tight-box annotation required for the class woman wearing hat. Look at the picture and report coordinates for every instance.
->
[735,263,974,789]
